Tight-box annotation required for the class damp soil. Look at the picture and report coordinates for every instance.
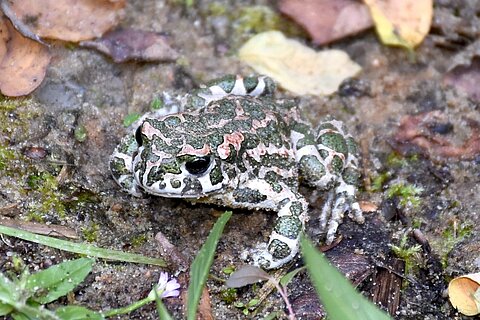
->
[1,1,479,319]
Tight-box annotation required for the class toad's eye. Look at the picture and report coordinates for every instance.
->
[135,125,143,146]
[185,156,211,175]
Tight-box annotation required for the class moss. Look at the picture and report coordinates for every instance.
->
[233,6,303,38]
[27,171,66,219]
[81,224,100,242]
[386,182,423,208]
[74,125,88,142]
[386,152,418,168]
[390,234,422,283]
[130,234,148,247]
[220,288,237,304]
[0,145,15,171]
[370,172,391,192]
[438,222,473,269]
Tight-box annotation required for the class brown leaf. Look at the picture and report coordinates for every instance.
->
[392,110,480,160]
[0,15,50,96]
[7,0,125,42]
[80,28,179,63]
[279,0,373,45]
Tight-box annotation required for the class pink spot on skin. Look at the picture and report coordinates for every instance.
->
[217,132,245,159]
[142,121,162,139]
[179,143,211,156]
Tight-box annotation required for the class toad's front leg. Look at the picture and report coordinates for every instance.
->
[226,179,309,269]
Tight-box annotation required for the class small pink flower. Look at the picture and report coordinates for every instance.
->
[150,272,180,299]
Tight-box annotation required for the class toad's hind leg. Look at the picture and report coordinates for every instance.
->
[292,118,364,244]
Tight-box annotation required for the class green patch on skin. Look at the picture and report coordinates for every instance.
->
[318,132,348,156]
[81,223,100,242]
[299,155,326,181]
[268,239,290,259]
[342,166,361,186]
[274,216,302,239]
[110,157,129,177]
[209,165,224,185]
[386,182,423,208]
[171,179,181,188]
[233,188,267,203]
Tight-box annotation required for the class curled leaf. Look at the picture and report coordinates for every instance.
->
[448,273,480,316]
[225,265,270,288]
[364,0,433,49]
[6,0,125,42]
[239,31,361,95]
[0,16,50,96]
[80,28,179,63]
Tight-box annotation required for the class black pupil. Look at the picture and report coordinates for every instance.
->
[135,125,143,146]
[185,157,211,175]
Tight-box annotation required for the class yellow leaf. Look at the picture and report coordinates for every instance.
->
[364,0,433,49]
[238,31,361,96]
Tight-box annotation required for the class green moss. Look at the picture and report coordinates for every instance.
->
[220,288,237,304]
[438,222,473,269]
[370,172,391,192]
[386,182,423,208]
[123,113,141,127]
[150,97,164,110]
[81,224,100,242]
[74,125,88,142]
[234,6,302,37]
[208,2,227,16]
[390,234,422,281]
[0,145,15,171]
[130,234,148,247]
[27,171,66,219]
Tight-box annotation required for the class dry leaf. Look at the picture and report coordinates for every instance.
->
[7,0,125,42]
[238,31,361,96]
[392,110,480,160]
[448,273,480,316]
[363,0,433,49]
[279,0,373,45]
[359,201,378,212]
[225,265,270,288]
[0,15,50,96]
[80,28,179,63]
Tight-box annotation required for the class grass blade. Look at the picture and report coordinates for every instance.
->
[186,211,232,320]
[0,225,165,266]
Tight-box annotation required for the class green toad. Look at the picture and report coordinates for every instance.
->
[110,75,364,269]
